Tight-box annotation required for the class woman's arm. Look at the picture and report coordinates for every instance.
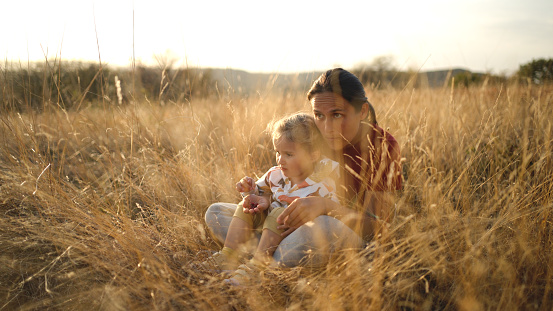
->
[276,191,394,239]
[351,191,394,239]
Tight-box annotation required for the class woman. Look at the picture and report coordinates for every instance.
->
[204,68,402,268]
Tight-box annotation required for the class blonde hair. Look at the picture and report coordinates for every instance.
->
[269,113,324,153]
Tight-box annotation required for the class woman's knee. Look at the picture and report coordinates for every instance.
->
[273,236,329,268]
[272,219,330,267]
[272,216,364,267]
[205,203,234,224]
[204,202,236,243]
[310,215,341,227]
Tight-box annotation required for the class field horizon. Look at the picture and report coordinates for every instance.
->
[1,64,552,310]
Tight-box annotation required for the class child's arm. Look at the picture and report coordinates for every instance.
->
[242,193,271,214]
[235,176,259,195]
[238,168,275,213]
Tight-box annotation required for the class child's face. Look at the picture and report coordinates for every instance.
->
[273,137,317,185]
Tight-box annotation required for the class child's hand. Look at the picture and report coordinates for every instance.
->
[236,176,255,193]
[242,194,269,214]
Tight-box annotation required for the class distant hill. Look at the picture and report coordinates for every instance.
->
[418,69,473,88]
[204,68,479,94]
[206,68,323,95]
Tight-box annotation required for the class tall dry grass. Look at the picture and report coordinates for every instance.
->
[1,66,552,310]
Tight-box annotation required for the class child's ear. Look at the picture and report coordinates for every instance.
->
[311,150,321,162]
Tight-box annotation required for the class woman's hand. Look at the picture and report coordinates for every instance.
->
[276,196,330,237]
[242,194,270,214]
[236,176,255,193]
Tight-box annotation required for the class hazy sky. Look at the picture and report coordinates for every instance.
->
[2,0,552,74]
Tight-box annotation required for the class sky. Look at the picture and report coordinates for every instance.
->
[1,0,552,75]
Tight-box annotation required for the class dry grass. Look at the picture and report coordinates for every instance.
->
[1,69,552,310]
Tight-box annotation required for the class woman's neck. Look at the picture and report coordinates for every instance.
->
[326,123,371,159]
[351,122,375,147]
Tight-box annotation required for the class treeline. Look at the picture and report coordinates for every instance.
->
[2,58,552,111]
[350,67,508,89]
[351,57,553,89]
[0,61,216,112]
[518,58,553,85]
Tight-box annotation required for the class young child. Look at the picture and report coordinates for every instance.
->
[199,113,339,285]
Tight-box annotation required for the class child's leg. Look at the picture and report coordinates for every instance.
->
[252,207,286,264]
[225,207,286,285]
[253,229,283,263]
[225,202,266,250]
[199,203,266,272]
[224,217,253,250]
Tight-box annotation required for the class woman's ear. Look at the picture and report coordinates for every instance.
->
[360,103,369,120]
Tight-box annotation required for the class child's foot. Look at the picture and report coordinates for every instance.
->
[224,259,265,286]
[197,250,240,274]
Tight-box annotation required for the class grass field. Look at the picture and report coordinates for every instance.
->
[1,66,552,310]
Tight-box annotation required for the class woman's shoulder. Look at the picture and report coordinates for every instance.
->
[370,123,398,144]
[362,123,401,159]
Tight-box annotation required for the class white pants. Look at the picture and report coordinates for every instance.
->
[204,202,365,267]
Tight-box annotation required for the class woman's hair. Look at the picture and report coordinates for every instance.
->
[269,113,325,153]
[307,68,377,125]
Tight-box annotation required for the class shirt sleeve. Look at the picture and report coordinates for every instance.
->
[312,158,341,203]
[255,166,279,196]
[322,177,340,203]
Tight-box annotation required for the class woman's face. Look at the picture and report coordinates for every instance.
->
[311,92,368,151]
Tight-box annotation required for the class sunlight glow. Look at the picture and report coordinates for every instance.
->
[1,0,552,74]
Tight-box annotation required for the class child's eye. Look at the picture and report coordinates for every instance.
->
[286,153,293,157]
